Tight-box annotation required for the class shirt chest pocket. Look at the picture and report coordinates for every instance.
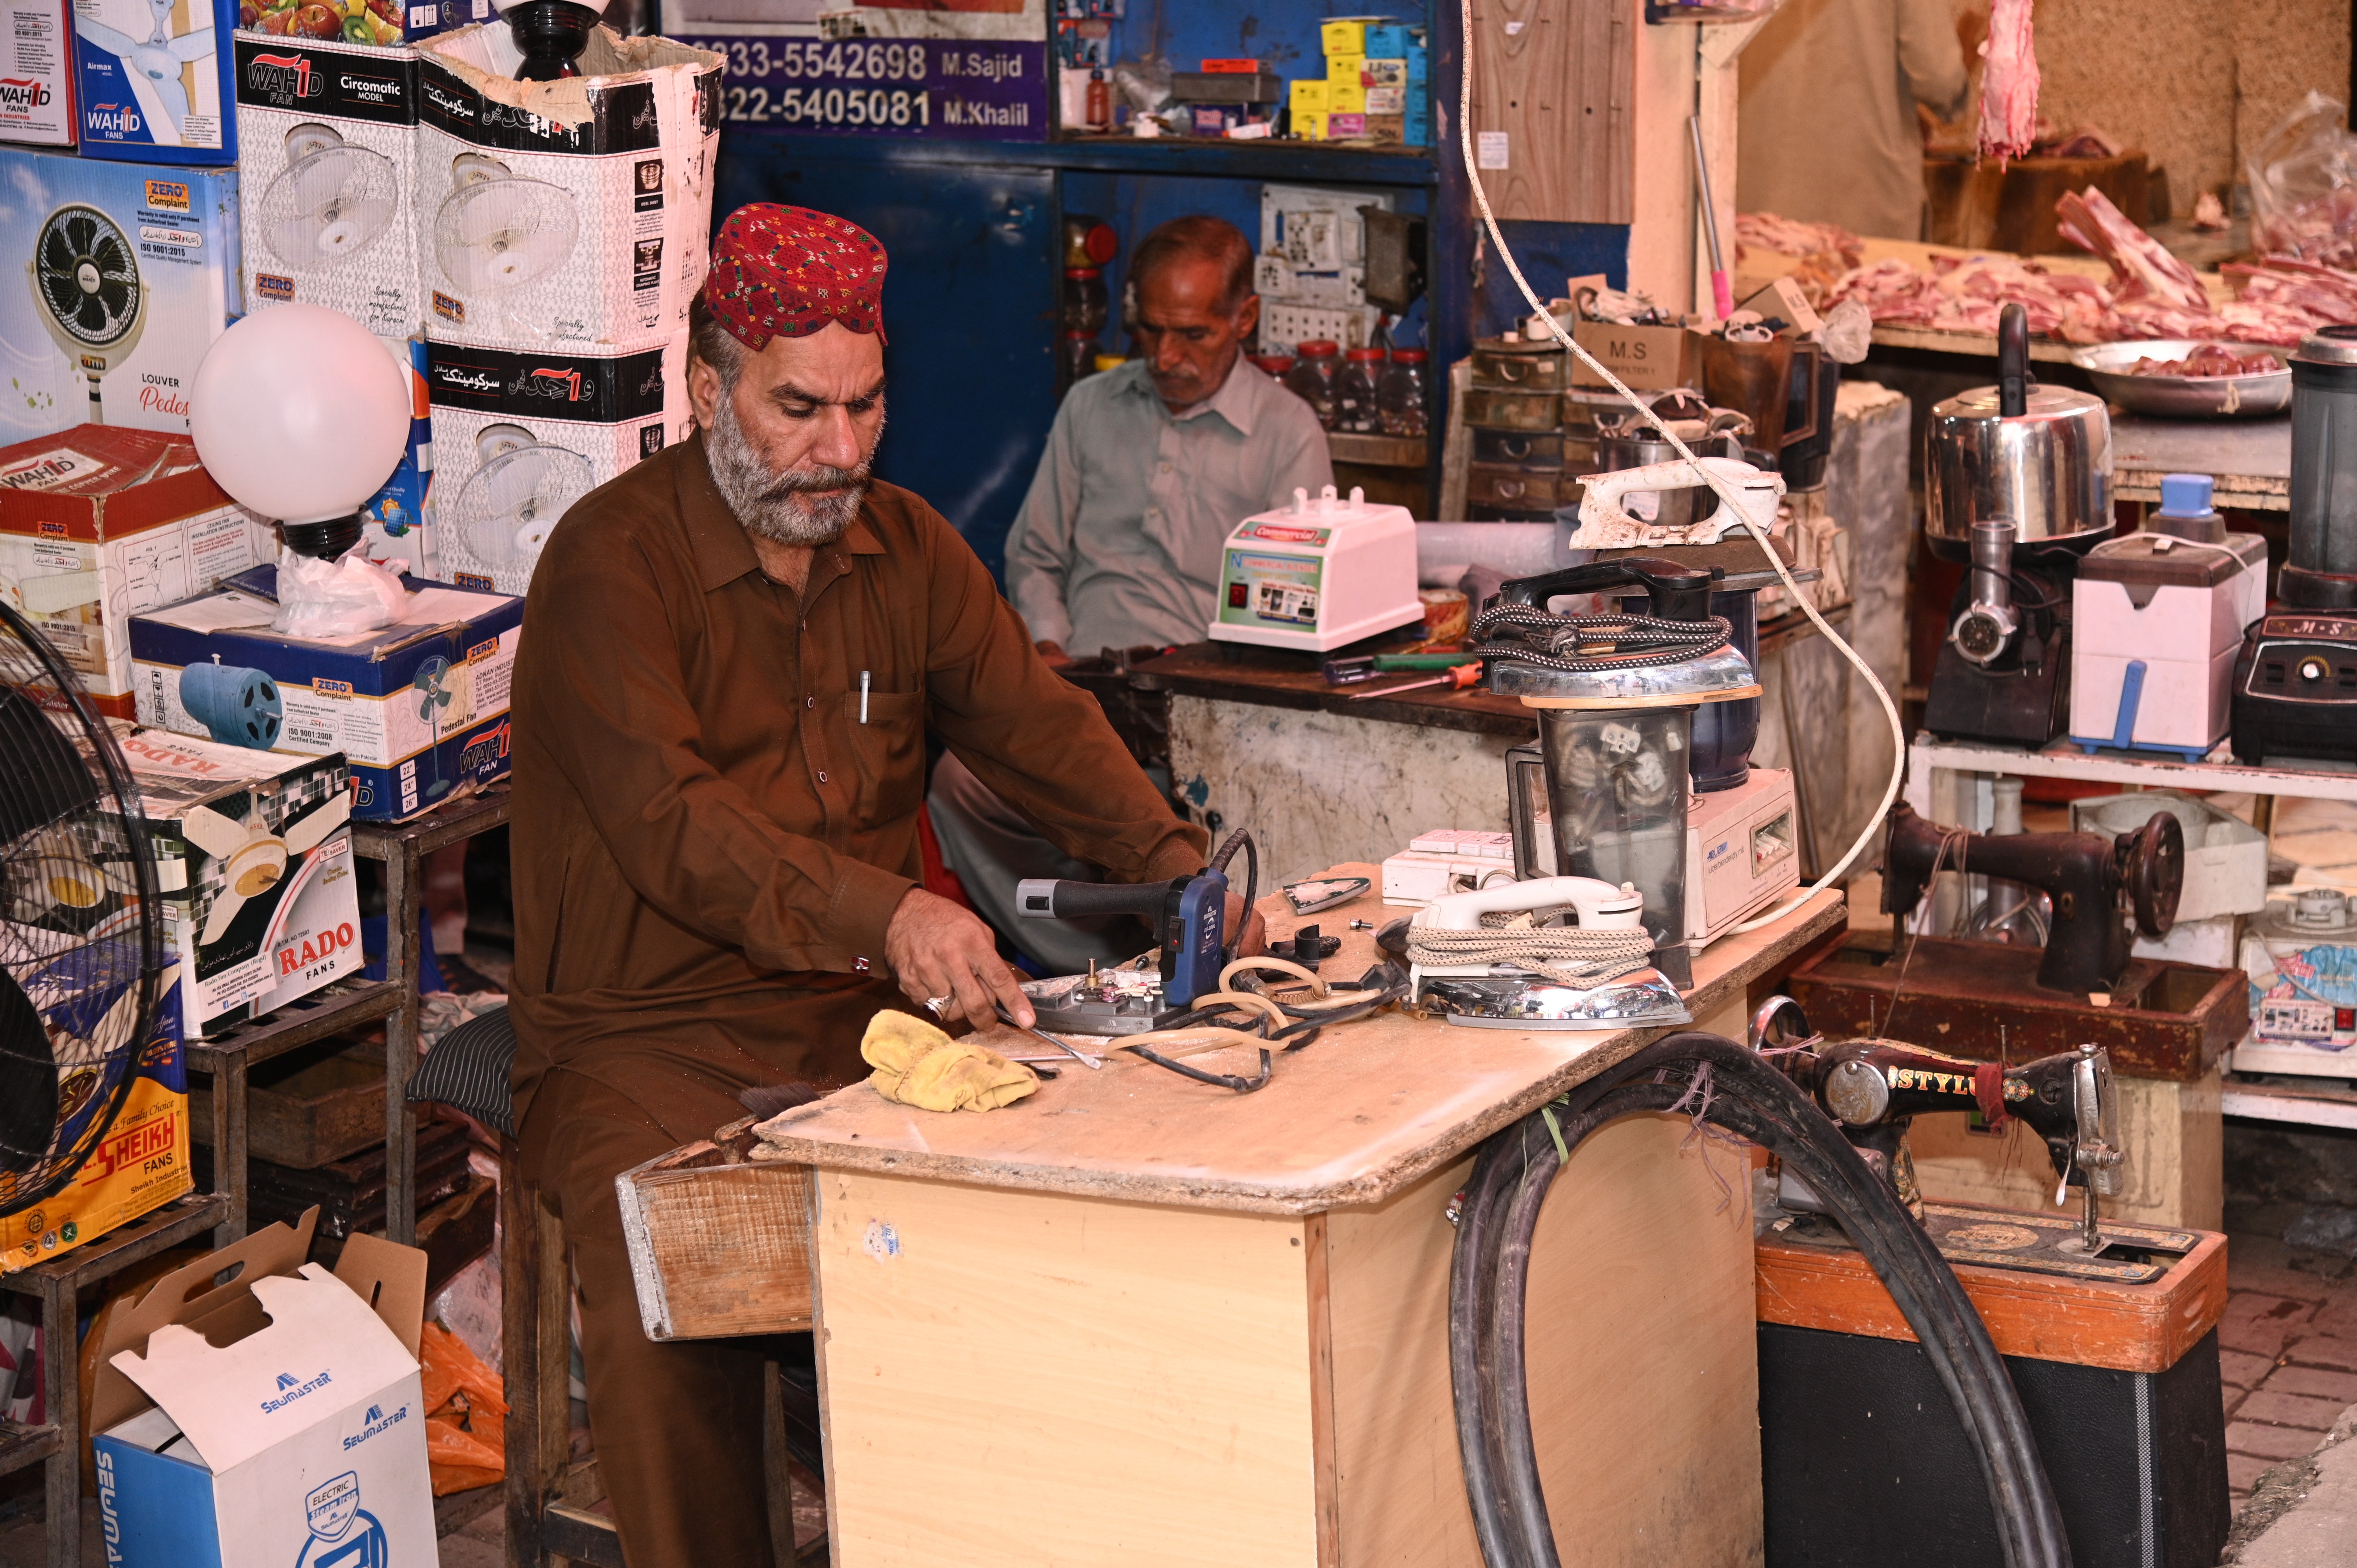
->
[840,688,926,826]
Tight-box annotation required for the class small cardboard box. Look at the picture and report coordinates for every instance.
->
[0,0,77,145]
[0,426,267,712]
[131,569,520,819]
[1325,77,1366,115]
[93,1215,433,1568]
[0,978,189,1273]
[416,25,721,353]
[1571,320,1698,392]
[426,333,691,594]
[109,724,363,1037]
[1326,52,1364,83]
[233,33,424,340]
[0,149,239,439]
[1287,77,1327,116]
[1319,18,1366,55]
[1363,23,1415,55]
[73,0,237,161]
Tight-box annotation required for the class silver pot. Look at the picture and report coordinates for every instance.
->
[1924,305,2111,561]
[1589,397,1751,530]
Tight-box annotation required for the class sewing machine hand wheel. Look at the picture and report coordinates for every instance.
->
[1747,994,1817,1052]
[2119,811,2184,938]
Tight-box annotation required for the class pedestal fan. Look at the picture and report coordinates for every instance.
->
[0,603,165,1219]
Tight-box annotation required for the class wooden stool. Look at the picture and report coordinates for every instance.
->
[411,1008,818,1566]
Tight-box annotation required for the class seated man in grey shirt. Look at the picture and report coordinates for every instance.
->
[931,214,1333,974]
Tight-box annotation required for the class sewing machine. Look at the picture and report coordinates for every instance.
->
[1751,998,2198,1282]
[1784,804,2249,1076]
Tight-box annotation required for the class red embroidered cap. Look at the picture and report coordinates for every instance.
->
[700,203,889,350]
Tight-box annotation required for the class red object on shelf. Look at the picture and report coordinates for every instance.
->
[1200,58,1262,72]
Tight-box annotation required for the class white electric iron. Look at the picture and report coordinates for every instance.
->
[1406,876,1691,1031]
[1563,455,1786,551]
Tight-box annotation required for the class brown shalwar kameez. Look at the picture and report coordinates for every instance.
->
[508,431,1207,1566]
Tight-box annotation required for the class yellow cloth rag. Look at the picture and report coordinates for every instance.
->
[860,1010,1039,1112]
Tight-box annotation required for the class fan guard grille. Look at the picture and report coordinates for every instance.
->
[33,205,141,350]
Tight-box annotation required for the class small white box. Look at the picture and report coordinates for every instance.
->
[2069,789,2267,922]
[1408,828,1515,862]
[1381,850,1515,906]
[233,34,424,341]
[1209,483,1420,652]
[1685,767,1799,945]
[2071,531,2267,756]
[417,25,721,353]
[92,1218,433,1568]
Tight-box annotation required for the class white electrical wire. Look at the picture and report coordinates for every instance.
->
[1453,0,1907,935]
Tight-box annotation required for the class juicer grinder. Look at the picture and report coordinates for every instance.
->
[1922,304,2114,747]
[2232,324,2357,765]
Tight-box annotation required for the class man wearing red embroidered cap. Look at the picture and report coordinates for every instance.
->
[505,203,1209,1563]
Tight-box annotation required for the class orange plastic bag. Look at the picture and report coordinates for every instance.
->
[420,1320,507,1496]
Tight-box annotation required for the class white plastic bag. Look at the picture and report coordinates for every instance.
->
[2248,91,2357,267]
[274,547,409,637]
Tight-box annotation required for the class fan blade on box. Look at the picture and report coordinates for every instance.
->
[279,791,350,856]
[0,966,60,1174]
[176,803,253,861]
[199,887,246,946]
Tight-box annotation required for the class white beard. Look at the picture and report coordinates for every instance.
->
[705,388,874,547]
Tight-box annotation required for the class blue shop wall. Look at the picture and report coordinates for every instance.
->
[1474,220,1629,341]
[714,139,1060,582]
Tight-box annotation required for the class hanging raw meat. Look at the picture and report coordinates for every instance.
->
[1977,0,2040,163]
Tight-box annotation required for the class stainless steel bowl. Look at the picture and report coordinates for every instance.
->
[2069,339,2293,419]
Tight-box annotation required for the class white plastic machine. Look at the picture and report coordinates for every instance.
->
[1207,484,1420,652]
[2071,472,2267,760]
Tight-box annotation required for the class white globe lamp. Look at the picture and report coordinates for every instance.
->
[190,305,411,562]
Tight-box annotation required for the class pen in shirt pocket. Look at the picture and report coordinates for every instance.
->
[860,670,869,724]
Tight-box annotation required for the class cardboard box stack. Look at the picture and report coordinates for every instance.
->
[131,566,521,819]
[1290,17,1425,145]
[416,25,718,594]
[0,426,269,717]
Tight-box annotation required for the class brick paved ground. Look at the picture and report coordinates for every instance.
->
[2221,1208,2357,1505]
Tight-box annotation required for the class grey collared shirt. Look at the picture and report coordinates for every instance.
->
[1005,357,1334,655]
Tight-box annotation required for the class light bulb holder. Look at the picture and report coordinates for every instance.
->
[281,513,364,561]
[505,0,599,79]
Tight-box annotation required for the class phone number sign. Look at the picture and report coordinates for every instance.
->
[690,37,1047,141]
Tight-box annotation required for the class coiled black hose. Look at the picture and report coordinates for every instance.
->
[1449,1032,2071,1568]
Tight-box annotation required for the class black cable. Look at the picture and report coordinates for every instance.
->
[1209,828,1258,962]
[1128,1044,1271,1092]
[1449,1033,2071,1568]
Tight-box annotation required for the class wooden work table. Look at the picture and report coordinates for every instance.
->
[622,876,1847,1567]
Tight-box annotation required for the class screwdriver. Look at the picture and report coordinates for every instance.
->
[1348,661,1482,699]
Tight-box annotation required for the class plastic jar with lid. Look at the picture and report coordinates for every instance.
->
[1062,267,1108,336]
[1334,346,1387,433]
[1283,341,1341,427]
[1378,349,1429,438]
[1250,353,1295,380]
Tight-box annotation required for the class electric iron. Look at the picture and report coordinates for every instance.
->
[1395,876,1691,1029]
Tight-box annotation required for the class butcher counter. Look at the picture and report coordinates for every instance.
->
[611,874,1848,1567]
